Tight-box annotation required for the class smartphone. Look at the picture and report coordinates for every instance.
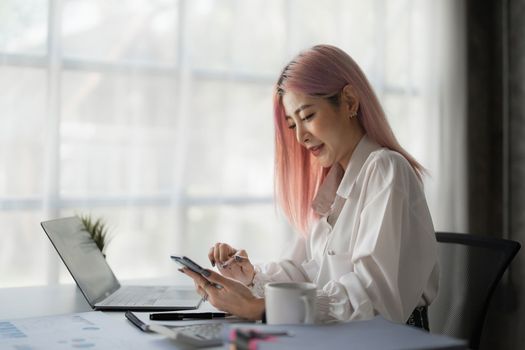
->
[171,255,211,277]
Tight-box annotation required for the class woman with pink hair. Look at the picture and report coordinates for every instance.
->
[181,45,439,330]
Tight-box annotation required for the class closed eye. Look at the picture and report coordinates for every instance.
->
[285,113,314,129]
[302,113,315,121]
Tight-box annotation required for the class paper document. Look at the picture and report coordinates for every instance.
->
[0,311,171,350]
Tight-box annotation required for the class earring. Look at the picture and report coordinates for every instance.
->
[349,111,357,119]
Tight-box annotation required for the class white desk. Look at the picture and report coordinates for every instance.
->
[0,284,91,319]
[0,282,204,350]
[0,283,467,350]
[0,277,191,319]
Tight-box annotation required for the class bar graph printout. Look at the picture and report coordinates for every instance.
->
[0,311,168,350]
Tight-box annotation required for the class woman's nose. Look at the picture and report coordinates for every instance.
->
[295,124,309,145]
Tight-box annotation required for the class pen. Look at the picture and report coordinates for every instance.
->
[149,312,229,321]
[125,311,151,332]
[242,330,293,338]
[220,254,248,268]
[230,329,294,343]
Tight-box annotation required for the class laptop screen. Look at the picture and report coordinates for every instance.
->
[41,217,120,306]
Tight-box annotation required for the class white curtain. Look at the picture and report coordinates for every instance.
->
[420,0,468,233]
[0,0,466,288]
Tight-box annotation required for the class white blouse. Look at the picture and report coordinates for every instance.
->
[251,135,439,324]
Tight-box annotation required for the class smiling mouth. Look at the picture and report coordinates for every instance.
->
[309,144,324,156]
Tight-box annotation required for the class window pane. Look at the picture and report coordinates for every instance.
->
[0,211,51,287]
[185,79,274,197]
[60,71,179,196]
[59,126,178,196]
[383,94,428,162]
[62,0,179,64]
[288,0,342,51]
[186,0,235,71]
[232,0,286,74]
[187,0,286,74]
[0,0,47,55]
[338,0,379,72]
[384,0,411,86]
[0,67,47,196]
[61,70,178,126]
[185,205,292,265]
[57,206,183,282]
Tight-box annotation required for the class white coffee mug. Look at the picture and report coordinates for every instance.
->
[264,282,317,324]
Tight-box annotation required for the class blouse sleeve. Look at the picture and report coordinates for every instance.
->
[317,154,438,323]
[249,234,310,298]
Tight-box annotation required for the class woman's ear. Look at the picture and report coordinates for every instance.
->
[342,84,359,116]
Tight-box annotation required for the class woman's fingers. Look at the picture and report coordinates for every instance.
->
[219,249,250,268]
[214,243,229,265]
[208,246,216,266]
[209,242,237,266]
[181,267,262,320]
[181,268,213,300]
[237,249,248,258]
[202,269,232,288]
[219,243,235,262]
[212,243,221,265]
[180,268,228,296]
[181,267,208,286]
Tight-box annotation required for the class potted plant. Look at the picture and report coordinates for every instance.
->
[78,214,112,258]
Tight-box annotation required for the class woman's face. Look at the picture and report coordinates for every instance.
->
[282,90,360,169]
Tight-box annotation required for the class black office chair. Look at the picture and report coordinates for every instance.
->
[428,232,520,350]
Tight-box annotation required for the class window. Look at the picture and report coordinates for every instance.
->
[0,0,465,287]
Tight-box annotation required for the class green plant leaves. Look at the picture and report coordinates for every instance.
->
[78,214,112,254]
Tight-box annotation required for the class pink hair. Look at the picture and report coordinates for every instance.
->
[273,44,425,235]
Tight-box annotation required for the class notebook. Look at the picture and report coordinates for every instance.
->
[41,216,202,311]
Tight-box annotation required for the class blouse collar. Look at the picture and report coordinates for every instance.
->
[311,135,382,216]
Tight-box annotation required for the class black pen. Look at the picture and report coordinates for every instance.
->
[149,312,229,321]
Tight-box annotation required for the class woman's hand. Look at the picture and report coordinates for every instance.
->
[180,268,265,321]
[208,243,255,286]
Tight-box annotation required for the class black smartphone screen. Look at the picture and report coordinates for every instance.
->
[171,255,211,277]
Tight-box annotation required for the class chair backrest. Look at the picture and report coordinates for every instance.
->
[429,232,520,350]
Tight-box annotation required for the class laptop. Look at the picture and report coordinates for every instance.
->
[41,216,202,311]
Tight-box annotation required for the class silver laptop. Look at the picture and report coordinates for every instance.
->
[41,216,202,311]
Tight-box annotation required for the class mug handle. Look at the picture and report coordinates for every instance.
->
[300,294,315,324]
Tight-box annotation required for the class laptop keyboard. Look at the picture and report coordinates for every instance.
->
[99,286,193,306]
